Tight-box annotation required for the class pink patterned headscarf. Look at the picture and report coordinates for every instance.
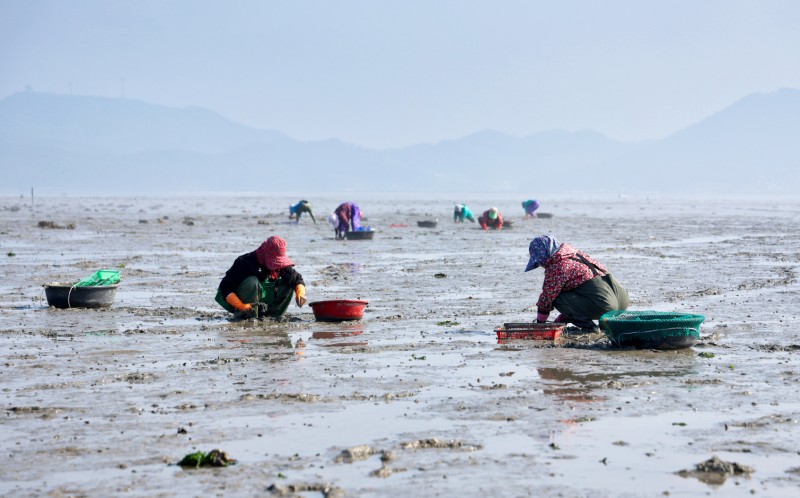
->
[255,236,295,279]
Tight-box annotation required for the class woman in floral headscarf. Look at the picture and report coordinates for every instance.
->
[215,236,306,319]
[525,235,628,332]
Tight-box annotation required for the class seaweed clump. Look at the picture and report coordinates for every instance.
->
[176,449,237,468]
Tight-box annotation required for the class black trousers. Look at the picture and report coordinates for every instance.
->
[553,274,629,327]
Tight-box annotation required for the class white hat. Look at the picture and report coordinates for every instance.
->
[327,213,338,228]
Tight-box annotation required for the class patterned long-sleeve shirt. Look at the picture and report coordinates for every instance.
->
[536,243,607,314]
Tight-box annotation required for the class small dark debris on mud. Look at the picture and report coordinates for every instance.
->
[7,406,66,419]
[728,414,797,428]
[38,220,75,229]
[176,449,237,468]
[124,372,156,383]
[401,438,481,451]
[694,456,754,474]
[241,393,323,403]
[681,378,722,385]
[433,273,447,278]
[335,445,377,463]
[267,483,345,498]
[479,383,507,390]
[755,344,800,352]
[371,464,408,478]
[344,391,415,402]
[676,455,754,485]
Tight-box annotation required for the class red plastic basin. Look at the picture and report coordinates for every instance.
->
[309,300,368,322]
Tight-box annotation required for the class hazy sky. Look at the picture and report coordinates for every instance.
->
[1,1,798,148]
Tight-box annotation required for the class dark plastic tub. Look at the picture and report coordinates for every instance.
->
[607,332,698,350]
[44,282,119,309]
[417,220,438,228]
[309,299,368,321]
[344,231,375,240]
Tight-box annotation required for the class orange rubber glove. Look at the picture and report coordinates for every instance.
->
[295,284,307,307]
[225,292,252,312]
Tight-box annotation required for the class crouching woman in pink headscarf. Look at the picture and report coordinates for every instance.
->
[215,236,306,319]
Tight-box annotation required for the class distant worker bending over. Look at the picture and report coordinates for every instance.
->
[328,201,363,239]
[478,207,503,230]
[522,199,540,217]
[289,200,315,223]
[453,204,476,223]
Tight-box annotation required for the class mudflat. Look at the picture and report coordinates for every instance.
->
[2,193,799,497]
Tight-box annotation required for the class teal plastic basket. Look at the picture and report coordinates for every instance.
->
[600,310,705,349]
[74,270,120,287]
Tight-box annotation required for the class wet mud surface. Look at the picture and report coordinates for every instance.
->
[2,193,800,497]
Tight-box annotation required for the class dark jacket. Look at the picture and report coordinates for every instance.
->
[218,251,304,297]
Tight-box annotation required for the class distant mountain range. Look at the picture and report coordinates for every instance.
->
[1,89,798,194]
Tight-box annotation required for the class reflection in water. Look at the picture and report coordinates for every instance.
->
[221,322,293,349]
[311,323,367,347]
[538,367,607,403]
[538,365,695,383]
[537,365,695,403]
[294,337,306,358]
[312,323,364,339]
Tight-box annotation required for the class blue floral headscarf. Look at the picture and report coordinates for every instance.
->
[524,235,561,272]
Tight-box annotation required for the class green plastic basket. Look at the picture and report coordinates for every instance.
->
[74,270,120,287]
[600,310,704,350]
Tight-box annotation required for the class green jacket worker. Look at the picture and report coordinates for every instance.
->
[215,236,306,319]
[289,200,315,223]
